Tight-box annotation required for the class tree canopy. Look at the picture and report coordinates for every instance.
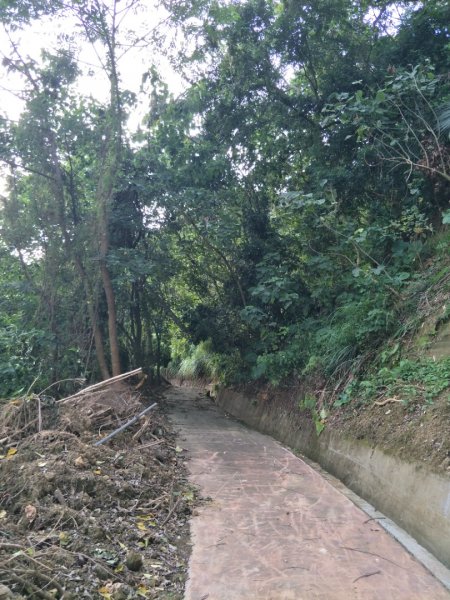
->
[1,0,450,396]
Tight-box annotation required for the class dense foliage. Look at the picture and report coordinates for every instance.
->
[1,0,450,402]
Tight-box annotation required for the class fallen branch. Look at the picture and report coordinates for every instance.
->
[363,517,386,524]
[57,368,143,404]
[161,495,182,526]
[373,397,403,406]
[94,402,158,446]
[0,551,51,573]
[134,374,147,390]
[0,543,25,551]
[136,492,169,510]
[38,377,86,395]
[2,570,56,600]
[340,546,406,569]
[50,546,124,582]
[138,439,164,450]
[353,570,381,583]
[132,416,150,442]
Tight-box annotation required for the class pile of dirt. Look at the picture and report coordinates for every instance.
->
[0,382,194,599]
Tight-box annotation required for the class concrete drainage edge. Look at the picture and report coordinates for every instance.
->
[280,445,450,591]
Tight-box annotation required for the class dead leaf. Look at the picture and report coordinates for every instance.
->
[6,448,17,459]
[98,586,112,600]
[74,456,86,468]
[137,585,150,598]
[24,504,37,523]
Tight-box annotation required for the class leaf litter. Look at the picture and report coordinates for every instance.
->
[0,380,195,599]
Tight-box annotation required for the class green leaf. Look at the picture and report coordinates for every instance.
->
[442,210,450,225]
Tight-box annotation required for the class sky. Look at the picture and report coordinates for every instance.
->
[0,2,185,126]
[0,1,187,195]
[0,0,412,196]
[0,0,412,125]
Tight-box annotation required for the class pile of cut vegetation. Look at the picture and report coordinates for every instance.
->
[0,373,193,599]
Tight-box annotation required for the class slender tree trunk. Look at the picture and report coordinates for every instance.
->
[100,259,121,376]
[74,257,111,380]
[90,302,111,380]
[94,0,123,377]
[47,130,111,380]
[97,156,122,376]
[156,331,162,383]
[130,281,144,367]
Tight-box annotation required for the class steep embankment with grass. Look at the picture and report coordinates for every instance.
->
[328,248,450,472]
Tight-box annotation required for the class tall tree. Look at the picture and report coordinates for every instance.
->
[0,0,158,379]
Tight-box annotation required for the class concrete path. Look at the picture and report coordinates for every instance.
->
[167,386,450,600]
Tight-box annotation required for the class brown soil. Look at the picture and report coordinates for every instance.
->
[330,393,450,472]
[0,383,195,599]
[228,379,450,474]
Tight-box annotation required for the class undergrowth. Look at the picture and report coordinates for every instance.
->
[167,340,221,381]
[336,357,450,407]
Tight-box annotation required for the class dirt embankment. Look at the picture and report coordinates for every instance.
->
[0,382,195,599]
[330,393,450,472]
[220,379,450,474]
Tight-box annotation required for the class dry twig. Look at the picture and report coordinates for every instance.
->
[57,368,143,404]
[373,397,403,406]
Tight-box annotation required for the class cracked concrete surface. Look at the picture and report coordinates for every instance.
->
[167,386,450,600]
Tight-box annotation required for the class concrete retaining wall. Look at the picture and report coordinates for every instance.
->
[216,387,450,568]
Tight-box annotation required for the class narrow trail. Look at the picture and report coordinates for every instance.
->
[166,386,449,600]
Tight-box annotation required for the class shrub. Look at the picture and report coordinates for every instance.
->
[168,340,221,381]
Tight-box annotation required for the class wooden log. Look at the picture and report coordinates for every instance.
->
[93,402,158,446]
[57,368,143,404]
